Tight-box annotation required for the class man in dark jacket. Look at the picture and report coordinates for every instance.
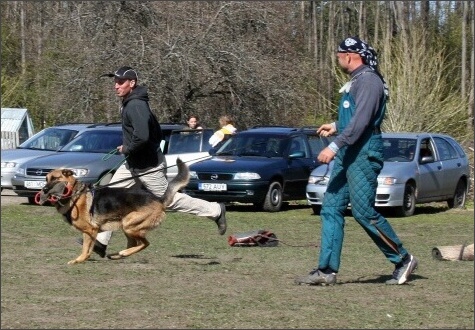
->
[88,66,226,257]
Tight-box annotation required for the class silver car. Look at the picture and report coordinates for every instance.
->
[1,123,94,190]
[306,132,470,217]
[11,124,124,203]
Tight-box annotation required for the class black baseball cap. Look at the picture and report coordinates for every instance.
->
[103,66,138,80]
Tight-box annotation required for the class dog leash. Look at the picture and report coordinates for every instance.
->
[92,141,265,190]
[93,149,128,187]
[92,151,213,190]
[93,135,318,190]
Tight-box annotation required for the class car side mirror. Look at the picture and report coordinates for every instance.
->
[69,145,83,151]
[420,155,434,164]
[208,148,217,156]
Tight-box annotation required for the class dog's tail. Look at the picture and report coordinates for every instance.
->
[163,158,190,206]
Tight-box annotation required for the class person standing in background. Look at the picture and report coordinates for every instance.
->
[208,115,237,148]
[187,115,203,129]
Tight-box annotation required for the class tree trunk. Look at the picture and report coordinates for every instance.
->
[462,1,467,100]
[20,2,26,75]
[470,1,475,130]
[373,1,380,47]
[358,1,365,39]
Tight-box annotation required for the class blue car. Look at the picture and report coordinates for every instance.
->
[306,132,470,217]
[183,126,333,212]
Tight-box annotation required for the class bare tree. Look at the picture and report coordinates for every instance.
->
[1,0,472,138]
[462,1,468,99]
[380,28,469,141]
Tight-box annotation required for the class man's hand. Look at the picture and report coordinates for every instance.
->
[317,147,336,164]
[117,145,123,154]
[317,123,336,137]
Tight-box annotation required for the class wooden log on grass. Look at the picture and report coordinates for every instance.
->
[432,243,474,261]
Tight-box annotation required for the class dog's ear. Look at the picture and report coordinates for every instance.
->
[61,169,75,177]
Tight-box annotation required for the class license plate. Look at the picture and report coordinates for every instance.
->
[198,183,227,191]
[24,181,46,189]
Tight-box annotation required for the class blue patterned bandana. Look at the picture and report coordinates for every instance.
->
[338,36,389,99]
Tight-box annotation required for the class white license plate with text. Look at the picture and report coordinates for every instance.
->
[24,181,46,189]
[198,183,227,191]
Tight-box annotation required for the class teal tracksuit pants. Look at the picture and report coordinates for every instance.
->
[317,81,408,273]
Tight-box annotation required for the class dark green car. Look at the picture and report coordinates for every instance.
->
[184,126,333,212]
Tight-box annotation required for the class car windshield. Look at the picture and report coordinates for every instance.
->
[59,130,123,153]
[383,137,418,162]
[18,128,79,151]
[216,134,288,157]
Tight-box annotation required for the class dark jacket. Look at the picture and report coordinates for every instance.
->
[120,85,163,169]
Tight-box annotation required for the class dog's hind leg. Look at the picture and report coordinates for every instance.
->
[107,236,149,260]
[125,234,139,248]
[107,207,163,260]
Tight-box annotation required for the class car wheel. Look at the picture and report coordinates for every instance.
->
[262,181,283,212]
[394,183,416,217]
[311,205,321,215]
[27,196,37,205]
[447,179,467,209]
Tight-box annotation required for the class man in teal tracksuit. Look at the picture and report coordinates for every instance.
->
[295,37,418,286]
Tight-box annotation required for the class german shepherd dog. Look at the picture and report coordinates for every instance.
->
[36,158,189,264]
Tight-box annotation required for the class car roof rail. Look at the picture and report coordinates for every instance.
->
[52,122,95,126]
[83,122,122,128]
[250,125,292,129]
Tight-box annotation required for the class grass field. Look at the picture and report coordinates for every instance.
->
[1,200,473,329]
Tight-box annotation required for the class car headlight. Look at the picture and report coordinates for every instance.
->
[378,177,397,185]
[71,169,89,177]
[1,162,17,168]
[189,171,198,179]
[234,172,261,180]
[15,167,26,175]
[308,175,329,185]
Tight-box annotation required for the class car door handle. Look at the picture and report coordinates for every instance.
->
[457,162,461,167]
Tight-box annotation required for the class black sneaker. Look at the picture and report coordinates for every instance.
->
[76,238,107,258]
[214,203,227,235]
[294,269,337,286]
[386,254,418,285]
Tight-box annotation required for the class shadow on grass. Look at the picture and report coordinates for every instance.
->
[340,273,428,285]
[379,204,450,218]
[226,202,311,212]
